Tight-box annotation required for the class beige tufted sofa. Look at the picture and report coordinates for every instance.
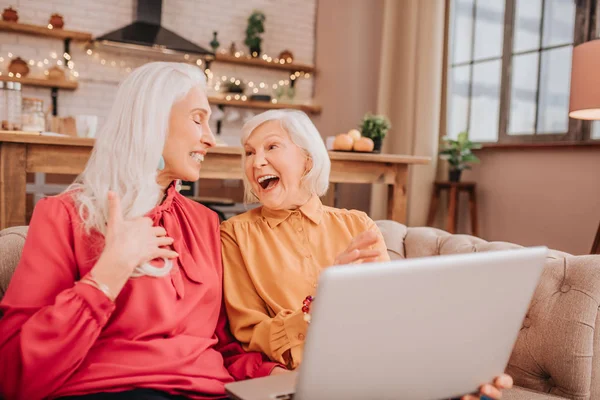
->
[376,220,600,400]
[1,222,599,399]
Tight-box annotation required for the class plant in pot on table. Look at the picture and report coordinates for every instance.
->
[439,131,481,182]
[359,113,390,153]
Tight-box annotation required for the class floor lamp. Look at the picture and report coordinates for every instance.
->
[568,39,600,254]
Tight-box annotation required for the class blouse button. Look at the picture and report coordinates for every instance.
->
[298,333,305,341]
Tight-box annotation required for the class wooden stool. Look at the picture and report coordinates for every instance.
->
[426,181,479,236]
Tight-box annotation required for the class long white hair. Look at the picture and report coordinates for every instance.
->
[70,62,206,236]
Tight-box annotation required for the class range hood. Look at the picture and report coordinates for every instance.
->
[95,0,214,58]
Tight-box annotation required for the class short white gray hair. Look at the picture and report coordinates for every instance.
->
[240,110,330,203]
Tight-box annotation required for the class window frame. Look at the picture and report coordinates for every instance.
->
[444,0,599,145]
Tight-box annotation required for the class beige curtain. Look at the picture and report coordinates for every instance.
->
[369,0,447,226]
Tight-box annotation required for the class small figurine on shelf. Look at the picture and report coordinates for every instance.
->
[210,31,220,53]
[229,41,237,56]
[8,57,29,77]
[245,10,265,57]
[2,6,18,22]
[49,13,64,29]
[278,50,294,64]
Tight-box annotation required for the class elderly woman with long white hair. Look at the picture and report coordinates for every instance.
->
[221,110,513,400]
[0,62,284,400]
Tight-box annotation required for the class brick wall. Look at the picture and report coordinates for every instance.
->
[0,0,316,135]
[0,0,317,209]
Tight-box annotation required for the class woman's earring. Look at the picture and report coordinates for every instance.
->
[157,156,165,171]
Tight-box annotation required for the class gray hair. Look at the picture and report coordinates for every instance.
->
[240,110,330,203]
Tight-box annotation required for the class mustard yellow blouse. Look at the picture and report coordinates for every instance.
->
[221,196,390,369]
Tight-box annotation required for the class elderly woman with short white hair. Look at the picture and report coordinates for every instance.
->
[221,110,512,400]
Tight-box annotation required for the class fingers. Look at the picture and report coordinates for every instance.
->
[494,374,513,389]
[106,191,123,227]
[479,383,502,399]
[461,395,479,400]
[347,231,379,252]
[156,236,175,246]
[335,249,381,265]
[155,248,179,259]
[152,226,167,237]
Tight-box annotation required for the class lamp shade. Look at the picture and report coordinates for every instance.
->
[569,39,600,120]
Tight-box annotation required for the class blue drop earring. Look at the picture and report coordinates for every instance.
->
[157,156,165,171]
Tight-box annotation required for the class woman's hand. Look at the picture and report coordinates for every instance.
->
[91,191,178,296]
[270,366,290,376]
[334,231,382,265]
[461,374,513,400]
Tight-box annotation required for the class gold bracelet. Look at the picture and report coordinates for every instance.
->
[80,273,115,302]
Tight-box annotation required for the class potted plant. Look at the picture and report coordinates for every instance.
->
[438,131,481,182]
[245,11,265,57]
[359,113,391,153]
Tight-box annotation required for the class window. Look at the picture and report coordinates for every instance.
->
[446,0,597,144]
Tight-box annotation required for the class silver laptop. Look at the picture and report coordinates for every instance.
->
[225,247,547,400]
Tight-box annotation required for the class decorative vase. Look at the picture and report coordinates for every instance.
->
[2,6,18,22]
[8,57,29,77]
[372,137,382,153]
[250,46,261,58]
[210,31,220,53]
[49,13,64,29]
[449,169,462,182]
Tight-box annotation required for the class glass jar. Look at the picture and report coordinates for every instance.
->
[21,97,45,132]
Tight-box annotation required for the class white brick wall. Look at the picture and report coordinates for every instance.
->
[0,0,316,136]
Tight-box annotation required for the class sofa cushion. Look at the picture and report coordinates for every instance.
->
[0,226,28,299]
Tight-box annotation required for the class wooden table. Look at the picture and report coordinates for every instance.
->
[0,132,430,229]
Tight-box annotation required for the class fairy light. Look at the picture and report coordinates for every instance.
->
[235,52,241,58]
[279,80,284,85]
[234,94,241,100]
[272,84,277,89]
[101,59,106,65]
[235,79,240,85]
[253,88,259,93]
[294,71,301,77]
[44,70,49,76]
[196,59,202,66]
[226,95,232,101]
[57,60,63,66]
[43,59,49,64]
[286,57,292,63]
[8,53,13,58]
[241,95,247,101]
[50,52,57,59]
[230,77,235,83]
[259,82,265,88]
[67,61,74,69]
[15,73,21,78]
[111,61,116,67]
[221,76,227,82]
[305,72,311,78]
[248,81,254,87]
[28,60,34,66]
[64,53,71,60]
[86,49,93,55]
[37,61,43,68]
[47,24,53,29]
[184,54,190,60]
[271,99,278,104]
[279,59,285,64]
[8,72,13,77]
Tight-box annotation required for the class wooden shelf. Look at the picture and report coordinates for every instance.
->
[0,20,92,41]
[208,96,321,114]
[0,75,78,90]
[214,53,315,74]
